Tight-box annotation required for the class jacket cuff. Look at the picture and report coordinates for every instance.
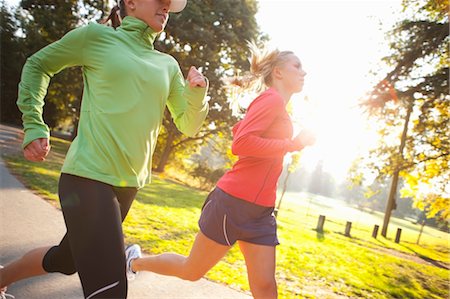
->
[22,126,50,149]
[285,138,304,153]
[184,78,209,109]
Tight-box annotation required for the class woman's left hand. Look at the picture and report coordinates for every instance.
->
[186,66,207,88]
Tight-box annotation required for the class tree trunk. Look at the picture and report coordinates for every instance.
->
[70,116,79,141]
[416,220,425,245]
[155,128,176,173]
[275,169,291,218]
[381,99,414,237]
[70,93,83,141]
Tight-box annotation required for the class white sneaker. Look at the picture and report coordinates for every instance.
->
[0,290,15,299]
[125,244,142,281]
[0,266,15,299]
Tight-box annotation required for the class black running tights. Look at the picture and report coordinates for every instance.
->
[42,173,137,299]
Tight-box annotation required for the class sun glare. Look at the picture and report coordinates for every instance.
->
[289,90,379,180]
[256,0,402,182]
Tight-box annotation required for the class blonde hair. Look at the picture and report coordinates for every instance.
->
[227,42,294,115]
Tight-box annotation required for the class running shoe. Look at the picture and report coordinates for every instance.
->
[125,244,142,281]
[0,290,15,299]
[0,265,15,299]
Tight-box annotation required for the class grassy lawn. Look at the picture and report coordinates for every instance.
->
[2,136,449,298]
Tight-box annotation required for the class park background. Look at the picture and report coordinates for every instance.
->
[1,0,449,298]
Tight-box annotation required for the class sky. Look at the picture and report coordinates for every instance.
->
[255,0,403,181]
[4,0,403,182]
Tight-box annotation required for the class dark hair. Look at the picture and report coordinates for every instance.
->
[102,1,127,29]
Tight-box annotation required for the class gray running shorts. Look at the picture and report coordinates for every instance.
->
[198,187,279,247]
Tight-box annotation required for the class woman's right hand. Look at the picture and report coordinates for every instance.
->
[291,129,316,151]
[186,66,207,88]
[23,138,51,162]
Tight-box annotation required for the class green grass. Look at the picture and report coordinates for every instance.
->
[2,136,449,298]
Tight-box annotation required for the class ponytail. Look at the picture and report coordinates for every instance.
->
[230,41,294,93]
[102,1,126,29]
[226,41,294,115]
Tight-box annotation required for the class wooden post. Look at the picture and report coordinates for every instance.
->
[317,215,326,233]
[395,228,402,243]
[345,221,352,237]
[372,225,379,238]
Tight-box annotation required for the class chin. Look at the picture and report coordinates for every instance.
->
[148,22,165,33]
[151,26,164,32]
[294,86,304,93]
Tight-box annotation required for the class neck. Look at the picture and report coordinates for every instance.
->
[119,16,158,48]
[270,82,293,104]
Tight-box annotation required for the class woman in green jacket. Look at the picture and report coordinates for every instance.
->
[0,1,208,298]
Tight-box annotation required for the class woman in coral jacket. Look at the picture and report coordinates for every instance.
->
[125,42,315,299]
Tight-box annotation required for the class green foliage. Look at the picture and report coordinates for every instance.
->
[186,135,232,189]
[189,164,225,190]
[358,0,449,221]
[0,3,25,124]
[287,152,301,173]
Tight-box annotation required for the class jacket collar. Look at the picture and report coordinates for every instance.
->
[119,16,158,49]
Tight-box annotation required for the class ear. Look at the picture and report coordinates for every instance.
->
[272,66,283,80]
[124,0,136,10]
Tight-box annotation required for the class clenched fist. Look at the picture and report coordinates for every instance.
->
[186,66,207,88]
[290,129,316,152]
[23,138,50,162]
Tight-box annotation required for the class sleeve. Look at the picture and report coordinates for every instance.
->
[17,25,88,148]
[166,68,209,137]
[231,93,297,157]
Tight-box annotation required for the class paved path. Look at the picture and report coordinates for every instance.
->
[0,124,251,298]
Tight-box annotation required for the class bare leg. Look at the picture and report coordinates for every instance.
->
[132,231,230,281]
[0,246,51,288]
[238,241,277,299]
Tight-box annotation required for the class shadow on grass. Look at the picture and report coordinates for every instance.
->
[336,231,353,239]
[313,229,325,241]
[4,156,60,198]
[135,177,207,209]
[374,238,390,246]
[399,243,450,270]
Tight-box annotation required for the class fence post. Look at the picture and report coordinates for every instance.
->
[372,225,379,238]
[345,221,352,237]
[317,215,326,233]
[395,228,402,243]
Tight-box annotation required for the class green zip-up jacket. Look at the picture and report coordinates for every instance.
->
[17,16,209,188]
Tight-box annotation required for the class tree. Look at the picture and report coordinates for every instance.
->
[0,3,25,125]
[188,135,234,189]
[308,160,335,197]
[359,0,449,236]
[275,153,301,217]
[152,0,261,172]
[362,178,417,218]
